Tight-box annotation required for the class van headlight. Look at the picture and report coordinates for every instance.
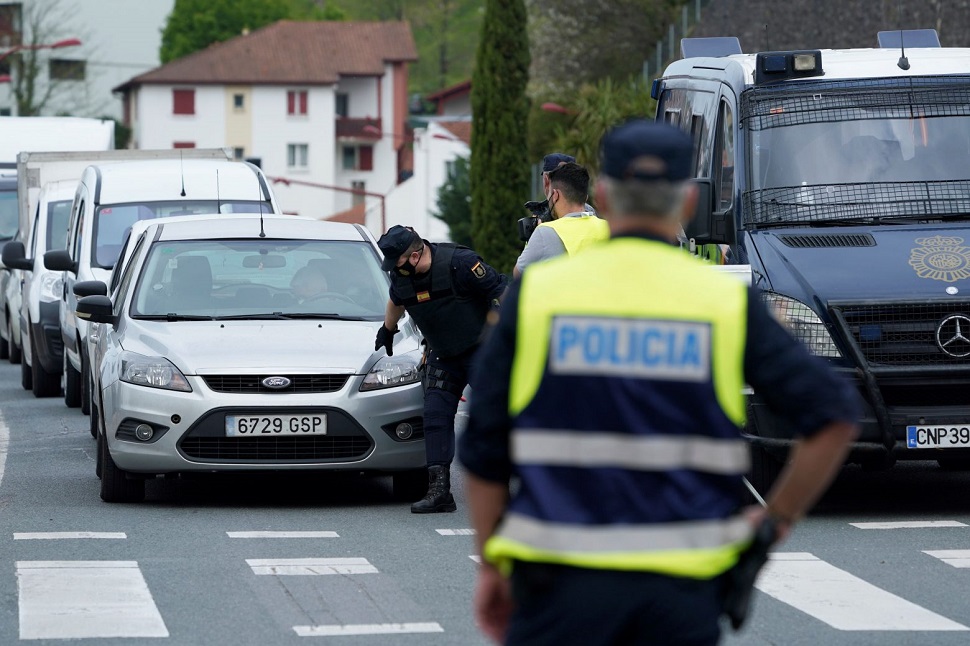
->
[39,272,63,303]
[360,350,421,391]
[763,293,842,358]
[120,351,192,391]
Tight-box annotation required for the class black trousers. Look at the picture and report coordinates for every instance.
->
[423,345,476,465]
[506,562,725,646]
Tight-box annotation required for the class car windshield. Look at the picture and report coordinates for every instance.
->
[0,189,17,241]
[47,199,72,250]
[92,200,272,269]
[130,238,388,320]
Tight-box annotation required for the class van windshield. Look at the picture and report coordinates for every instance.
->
[742,76,970,226]
[92,200,272,268]
[0,189,17,241]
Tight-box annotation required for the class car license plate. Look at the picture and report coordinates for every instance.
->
[225,414,327,437]
[906,425,970,448]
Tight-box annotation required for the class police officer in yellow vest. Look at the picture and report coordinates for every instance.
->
[459,120,860,645]
[512,161,608,279]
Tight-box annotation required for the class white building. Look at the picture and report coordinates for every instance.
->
[0,0,173,119]
[114,20,417,223]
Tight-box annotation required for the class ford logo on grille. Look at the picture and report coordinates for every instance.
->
[262,376,292,389]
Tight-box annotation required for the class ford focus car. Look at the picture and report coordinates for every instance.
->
[78,216,426,502]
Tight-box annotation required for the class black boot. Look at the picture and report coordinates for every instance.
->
[410,465,457,514]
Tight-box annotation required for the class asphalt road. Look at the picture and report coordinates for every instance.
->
[1,360,970,645]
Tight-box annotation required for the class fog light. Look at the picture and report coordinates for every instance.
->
[134,424,154,441]
[395,423,414,440]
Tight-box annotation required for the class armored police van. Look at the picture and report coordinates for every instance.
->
[655,30,970,491]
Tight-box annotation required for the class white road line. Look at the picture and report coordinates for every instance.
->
[227,531,339,539]
[756,553,968,631]
[293,623,444,637]
[851,521,967,529]
[14,532,127,540]
[436,529,476,536]
[469,556,481,564]
[246,557,378,576]
[17,560,169,639]
[0,410,8,491]
[924,550,970,568]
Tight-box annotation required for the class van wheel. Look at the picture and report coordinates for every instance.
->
[31,334,60,397]
[7,317,21,364]
[99,434,144,502]
[392,469,428,502]
[63,352,81,408]
[80,354,91,415]
[747,444,783,501]
[20,350,31,391]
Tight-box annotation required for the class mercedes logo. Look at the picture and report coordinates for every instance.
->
[936,315,970,358]
[261,376,292,389]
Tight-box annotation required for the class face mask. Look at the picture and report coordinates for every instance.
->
[546,190,558,219]
[394,247,422,277]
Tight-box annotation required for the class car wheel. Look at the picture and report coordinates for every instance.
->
[7,317,21,364]
[89,387,99,439]
[392,468,428,502]
[747,444,784,500]
[20,348,32,391]
[99,434,144,502]
[31,333,60,398]
[80,353,90,415]
[0,325,8,360]
[63,351,81,408]
[96,428,104,480]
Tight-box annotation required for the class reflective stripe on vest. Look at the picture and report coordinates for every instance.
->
[513,430,750,474]
[539,214,609,256]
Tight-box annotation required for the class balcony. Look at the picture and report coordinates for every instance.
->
[335,117,381,141]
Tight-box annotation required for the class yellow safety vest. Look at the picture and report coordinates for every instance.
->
[538,213,609,256]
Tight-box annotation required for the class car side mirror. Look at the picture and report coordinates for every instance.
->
[76,295,115,325]
[74,280,107,298]
[684,178,734,246]
[1,241,32,271]
[44,249,78,274]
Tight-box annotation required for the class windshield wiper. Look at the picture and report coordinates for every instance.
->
[211,313,292,320]
[808,216,913,226]
[210,312,371,321]
[277,312,371,321]
[135,314,215,321]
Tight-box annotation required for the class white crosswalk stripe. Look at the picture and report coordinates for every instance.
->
[436,528,475,535]
[924,550,970,568]
[16,561,169,639]
[246,557,378,576]
[14,532,127,540]
[227,531,339,539]
[293,623,444,637]
[850,521,967,529]
[756,552,969,631]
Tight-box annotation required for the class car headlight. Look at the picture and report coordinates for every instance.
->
[360,350,421,391]
[763,293,842,358]
[39,272,62,303]
[120,351,192,391]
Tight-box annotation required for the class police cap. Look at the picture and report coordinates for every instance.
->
[600,120,692,182]
[378,225,421,271]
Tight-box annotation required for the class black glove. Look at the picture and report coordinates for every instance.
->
[375,325,399,356]
[723,516,779,630]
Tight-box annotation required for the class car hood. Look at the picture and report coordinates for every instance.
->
[120,319,420,374]
[752,224,970,302]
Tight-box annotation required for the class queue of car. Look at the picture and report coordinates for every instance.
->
[0,151,429,504]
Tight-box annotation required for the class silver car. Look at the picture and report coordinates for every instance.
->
[79,216,427,503]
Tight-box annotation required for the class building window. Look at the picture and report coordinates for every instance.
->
[445,160,457,179]
[233,93,244,110]
[173,89,195,115]
[351,180,365,207]
[0,4,22,49]
[335,93,348,118]
[233,147,244,160]
[287,90,307,116]
[49,58,85,81]
[287,143,308,169]
[342,145,373,171]
[173,142,196,149]
[0,108,11,117]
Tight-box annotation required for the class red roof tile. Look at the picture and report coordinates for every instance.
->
[115,20,417,91]
[439,121,471,145]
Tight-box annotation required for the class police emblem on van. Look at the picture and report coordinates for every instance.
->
[262,376,291,389]
[909,236,970,283]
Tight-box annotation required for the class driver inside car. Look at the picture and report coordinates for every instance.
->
[290,265,331,303]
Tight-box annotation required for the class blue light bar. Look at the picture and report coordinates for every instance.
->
[877,29,941,48]
[680,37,743,59]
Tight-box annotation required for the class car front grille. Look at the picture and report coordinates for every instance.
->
[180,436,372,461]
[202,374,349,394]
[834,301,970,365]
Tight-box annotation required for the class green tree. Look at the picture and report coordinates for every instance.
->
[470,0,531,274]
[432,157,473,247]
[160,0,345,64]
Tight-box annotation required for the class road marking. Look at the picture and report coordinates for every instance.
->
[227,531,339,539]
[246,558,378,576]
[470,556,481,564]
[756,553,968,631]
[293,623,444,637]
[14,532,127,540]
[436,528,475,536]
[17,560,169,639]
[851,521,967,529]
[0,410,8,491]
[924,550,970,568]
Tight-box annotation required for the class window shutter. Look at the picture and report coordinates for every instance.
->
[173,142,196,149]
[359,145,373,171]
[299,91,308,115]
[287,91,295,115]
[173,89,195,115]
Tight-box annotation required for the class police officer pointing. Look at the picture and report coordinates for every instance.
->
[459,121,860,644]
[377,225,506,513]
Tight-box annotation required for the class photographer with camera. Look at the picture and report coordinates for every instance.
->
[512,158,608,278]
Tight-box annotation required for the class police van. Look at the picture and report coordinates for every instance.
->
[655,30,970,491]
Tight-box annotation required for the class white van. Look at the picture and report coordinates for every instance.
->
[44,158,281,413]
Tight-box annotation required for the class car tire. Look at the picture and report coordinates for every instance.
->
[747,444,784,500]
[80,353,91,415]
[63,351,81,408]
[31,333,60,398]
[99,433,144,502]
[392,468,428,502]
[0,327,8,360]
[7,316,21,364]
[20,348,31,391]
[96,427,103,480]
[89,386,99,439]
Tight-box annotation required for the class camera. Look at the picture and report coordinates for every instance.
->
[517,199,552,241]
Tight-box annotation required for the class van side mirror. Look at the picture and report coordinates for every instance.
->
[44,249,78,274]
[76,295,115,325]
[684,178,734,246]
[74,280,107,298]
[2,241,32,271]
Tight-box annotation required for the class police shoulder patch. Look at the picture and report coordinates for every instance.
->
[471,261,486,278]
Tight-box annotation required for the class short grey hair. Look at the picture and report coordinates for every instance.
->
[600,176,689,219]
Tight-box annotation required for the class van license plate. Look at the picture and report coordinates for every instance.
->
[906,425,970,448]
[226,414,326,436]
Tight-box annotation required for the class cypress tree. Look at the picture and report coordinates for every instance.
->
[470,0,530,274]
